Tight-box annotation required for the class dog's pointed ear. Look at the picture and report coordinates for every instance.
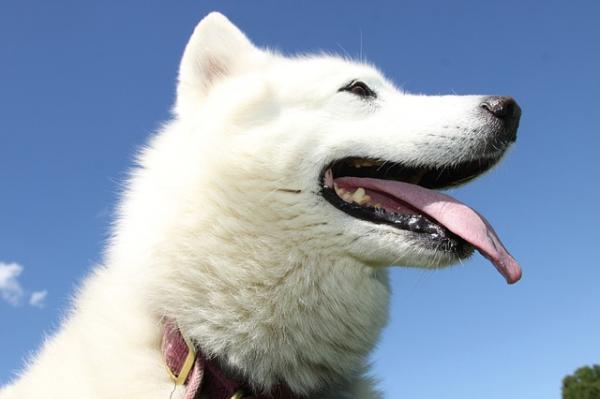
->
[175,12,261,116]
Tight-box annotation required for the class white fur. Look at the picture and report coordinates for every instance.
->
[1,13,504,399]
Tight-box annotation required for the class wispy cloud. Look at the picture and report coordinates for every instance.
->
[0,261,48,308]
[0,262,24,305]
[29,290,48,308]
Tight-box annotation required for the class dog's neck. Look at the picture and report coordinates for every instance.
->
[151,251,390,396]
[107,136,391,395]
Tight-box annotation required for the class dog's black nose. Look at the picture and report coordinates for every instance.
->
[481,96,519,119]
[480,96,521,142]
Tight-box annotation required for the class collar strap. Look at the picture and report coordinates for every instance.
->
[161,320,205,399]
[161,319,301,399]
[162,320,197,385]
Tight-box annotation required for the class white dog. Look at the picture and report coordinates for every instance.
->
[1,12,521,399]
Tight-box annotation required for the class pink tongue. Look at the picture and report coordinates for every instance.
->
[335,177,522,284]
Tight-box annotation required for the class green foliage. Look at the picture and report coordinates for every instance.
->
[563,365,600,399]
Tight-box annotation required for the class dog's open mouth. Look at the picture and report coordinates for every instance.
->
[321,157,522,284]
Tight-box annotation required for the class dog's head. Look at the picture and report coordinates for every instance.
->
[162,12,521,283]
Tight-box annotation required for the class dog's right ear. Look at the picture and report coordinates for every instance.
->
[175,12,262,116]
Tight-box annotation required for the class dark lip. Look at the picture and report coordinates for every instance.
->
[320,183,472,257]
[317,155,504,257]
[323,155,501,190]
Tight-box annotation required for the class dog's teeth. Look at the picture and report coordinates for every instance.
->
[351,188,372,205]
[352,159,378,168]
[356,195,372,205]
[373,203,381,209]
[352,187,366,202]
[336,186,373,206]
[342,193,353,203]
[355,196,371,205]
[334,183,346,197]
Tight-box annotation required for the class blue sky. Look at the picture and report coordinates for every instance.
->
[1,1,599,398]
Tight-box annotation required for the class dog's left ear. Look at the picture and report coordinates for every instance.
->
[175,12,262,116]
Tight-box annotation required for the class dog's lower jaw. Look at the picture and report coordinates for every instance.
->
[152,254,390,397]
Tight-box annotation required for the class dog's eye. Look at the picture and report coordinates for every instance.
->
[339,80,376,99]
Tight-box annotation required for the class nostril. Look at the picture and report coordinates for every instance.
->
[481,96,519,119]
[480,96,521,143]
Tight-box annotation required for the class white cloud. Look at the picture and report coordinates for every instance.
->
[0,261,48,308]
[29,290,48,308]
[0,262,25,305]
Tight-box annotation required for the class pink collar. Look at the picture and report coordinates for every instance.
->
[161,320,300,399]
